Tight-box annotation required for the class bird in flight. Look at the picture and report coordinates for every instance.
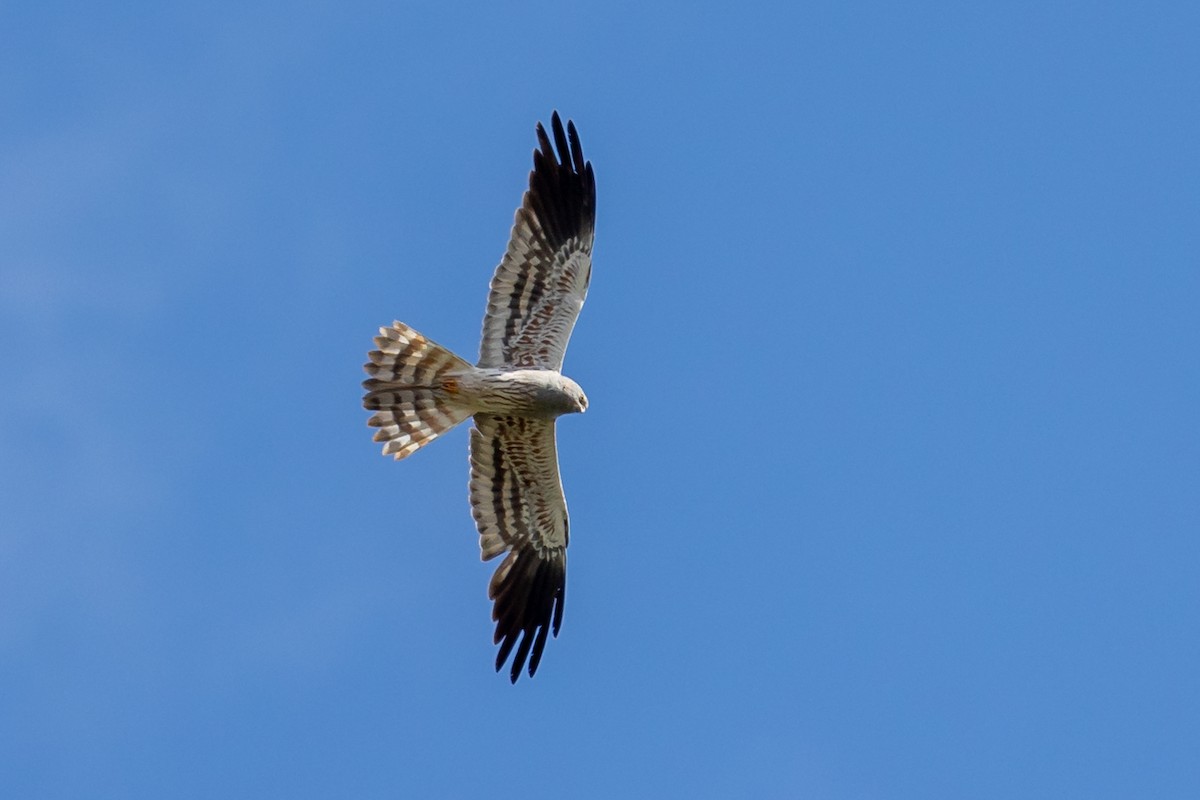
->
[363,112,595,683]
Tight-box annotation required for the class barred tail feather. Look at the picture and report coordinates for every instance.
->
[363,321,473,460]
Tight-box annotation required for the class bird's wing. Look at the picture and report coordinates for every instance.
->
[469,413,568,682]
[478,112,595,371]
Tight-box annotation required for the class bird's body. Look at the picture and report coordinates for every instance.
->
[363,112,595,682]
[457,368,588,418]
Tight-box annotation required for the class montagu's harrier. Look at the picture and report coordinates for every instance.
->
[363,112,595,683]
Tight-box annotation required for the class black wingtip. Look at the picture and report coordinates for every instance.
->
[523,112,596,251]
[489,549,566,684]
[542,110,586,174]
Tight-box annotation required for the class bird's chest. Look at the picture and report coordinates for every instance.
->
[471,371,568,417]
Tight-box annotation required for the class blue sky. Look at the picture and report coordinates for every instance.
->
[3,2,1198,797]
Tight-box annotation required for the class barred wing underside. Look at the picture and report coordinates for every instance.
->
[479,112,596,371]
[469,414,568,682]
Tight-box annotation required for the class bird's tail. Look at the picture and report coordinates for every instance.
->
[363,321,473,461]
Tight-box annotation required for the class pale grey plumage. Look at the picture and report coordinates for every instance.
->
[362,112,595,683]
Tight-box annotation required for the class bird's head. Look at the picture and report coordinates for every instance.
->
[558,375,588,415]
